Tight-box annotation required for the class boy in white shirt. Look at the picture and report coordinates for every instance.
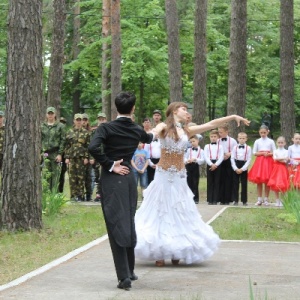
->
[184,135,205,204]
[230,132,252,206]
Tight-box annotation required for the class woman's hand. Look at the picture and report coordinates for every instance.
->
[234,115,250,127]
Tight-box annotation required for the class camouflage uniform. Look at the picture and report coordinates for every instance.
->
[0,125,5,169]
[41,121,66,191]
[65,127,90,200]
[82,113,93,200]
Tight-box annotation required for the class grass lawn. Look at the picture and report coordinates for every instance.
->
[212,207,300,242]
[0,204,105,285]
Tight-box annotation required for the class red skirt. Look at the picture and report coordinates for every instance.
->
[248,156,274,184]
[267,161,290,192]
[288,164,300,189]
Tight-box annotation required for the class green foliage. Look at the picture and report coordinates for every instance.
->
[1,0,300,127]
[282,188,300,223]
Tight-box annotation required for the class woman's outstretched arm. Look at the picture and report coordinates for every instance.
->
[188,115,250,136]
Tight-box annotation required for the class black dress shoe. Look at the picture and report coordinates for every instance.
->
[117,278,131,290]
[130,273,138,281]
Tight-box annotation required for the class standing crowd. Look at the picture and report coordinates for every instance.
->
[41,107,108,202]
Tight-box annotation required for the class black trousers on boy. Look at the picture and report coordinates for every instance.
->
[206,160,221,204]
[186,162,200,203]
[232,160,248,204]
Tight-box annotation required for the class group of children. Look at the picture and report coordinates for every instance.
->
[131,123,300,207]
[190,124,300,207]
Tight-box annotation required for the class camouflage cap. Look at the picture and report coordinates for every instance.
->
[74,113,82,120]
[0,111,4,117]
[60,117,67,124]
[46,106,56,113]
[153,109,161,115]
[97,112,107,118]
[82,113,89,119]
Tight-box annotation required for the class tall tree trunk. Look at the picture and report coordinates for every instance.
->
[280,0,295,145]
[193,0,207,126]
[227,0,247,138]
[47,0,66,118]
[72,0,81,115]
[1,0,43,230]
[138,76,145,124]
[165,0,182,103]
[110,0,121,120]
[102,0,111,120]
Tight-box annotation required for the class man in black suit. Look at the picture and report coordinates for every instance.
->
[89,92,153,290]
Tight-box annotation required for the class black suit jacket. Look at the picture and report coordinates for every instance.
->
[88,117,153,247]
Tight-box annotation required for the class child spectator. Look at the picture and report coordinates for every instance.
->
[204,130,224,205]
[248,125,276,206]
[230,132,252,206]
[131,142,149,195]
[268,136,289,207]
[287,132,300,189]
[218,124,237,204]
[184,135,205,204]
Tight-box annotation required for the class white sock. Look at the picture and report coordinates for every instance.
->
[258,197,262,202]
[264,197,269,202]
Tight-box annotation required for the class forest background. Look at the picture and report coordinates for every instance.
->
[0,0,299,130]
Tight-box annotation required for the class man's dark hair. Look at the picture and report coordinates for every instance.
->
[115,91,136,114]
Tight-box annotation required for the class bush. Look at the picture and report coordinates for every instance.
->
[41,156,68,216]
[282,188,300,223]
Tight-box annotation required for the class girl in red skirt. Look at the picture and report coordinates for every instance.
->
[267,136,289,207]
[248,125,276,205]
[287,133,300,189]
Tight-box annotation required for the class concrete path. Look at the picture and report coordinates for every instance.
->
[0,204,299,300]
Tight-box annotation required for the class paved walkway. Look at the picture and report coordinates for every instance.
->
[0,204,300,300]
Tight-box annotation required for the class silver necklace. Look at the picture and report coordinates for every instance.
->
[175,122,183,129]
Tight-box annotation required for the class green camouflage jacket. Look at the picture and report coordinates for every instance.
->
[0,125,5,154]
[65,127,90,159]
[41,121,66,155]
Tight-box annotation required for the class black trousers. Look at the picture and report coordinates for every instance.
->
[206,161,221,204]
[58,157,67,193]
[219,158,234,204]
[147,158,160,184]
[232,160,248,203]
[100,169,137,281]
[186,163,200,202]
[105,226,135,281]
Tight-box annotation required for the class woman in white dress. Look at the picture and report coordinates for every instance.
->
[135,102,250,266]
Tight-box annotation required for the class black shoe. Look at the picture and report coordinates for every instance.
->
[194,201,199,204]
[85,194,92,201]
[130,273,138,281]
[117,278,131,290]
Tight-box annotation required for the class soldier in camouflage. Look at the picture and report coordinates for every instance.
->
[92,112,107,201]
[41,107,66,191]
[82,113,93,201]
[65,114,90,202]
[0,111,5,170]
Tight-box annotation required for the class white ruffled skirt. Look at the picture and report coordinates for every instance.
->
[135,168,220,264]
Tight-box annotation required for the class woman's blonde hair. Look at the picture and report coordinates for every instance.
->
[161,102,189,141]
